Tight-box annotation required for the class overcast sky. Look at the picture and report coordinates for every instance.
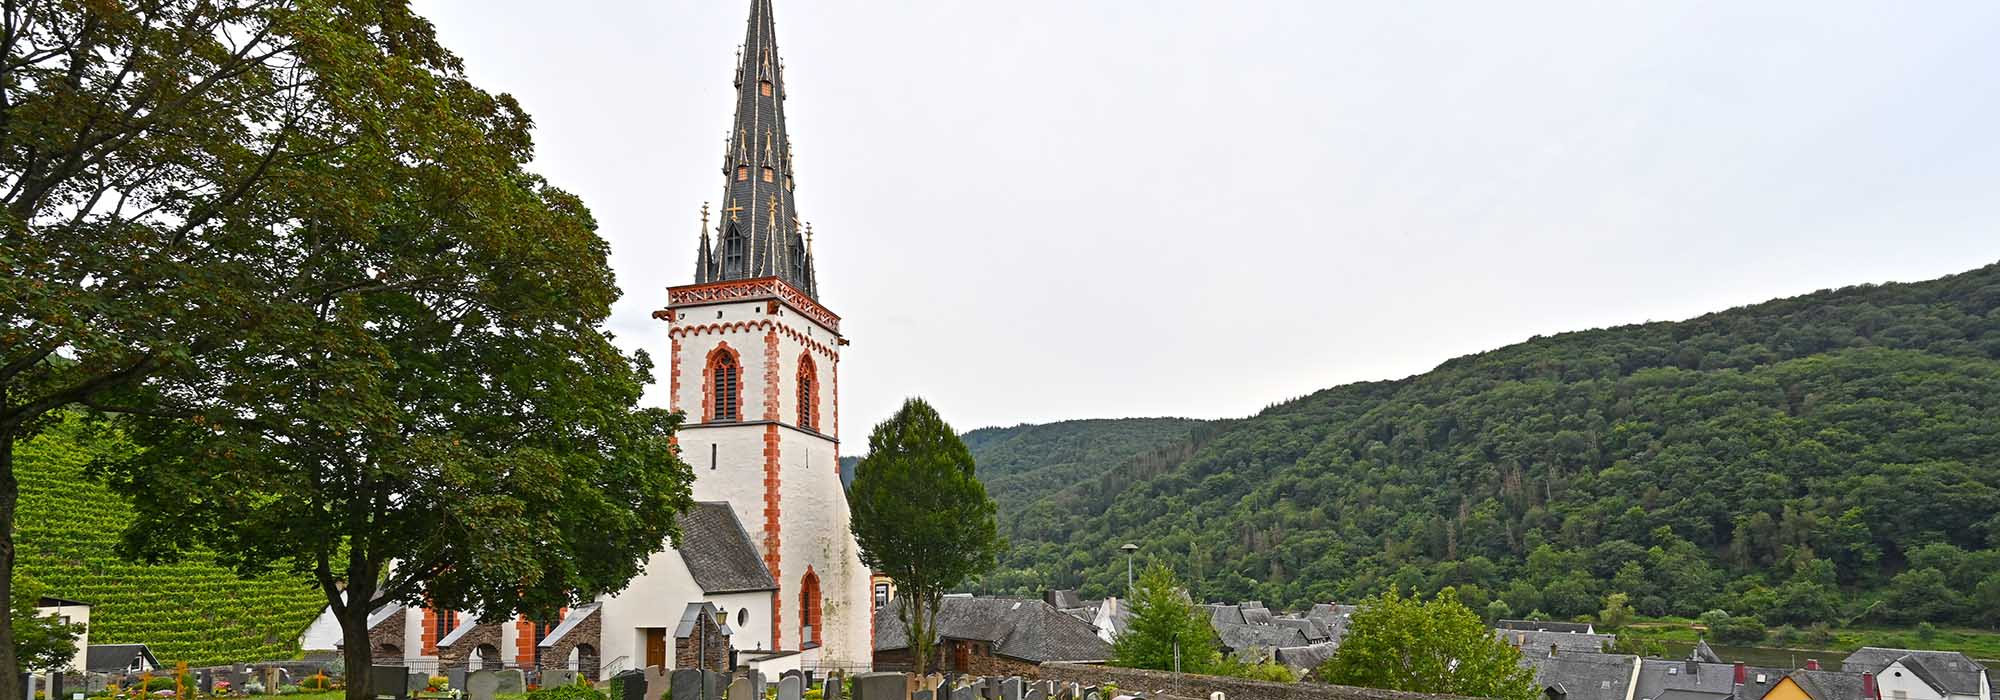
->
[415,0,2000,440]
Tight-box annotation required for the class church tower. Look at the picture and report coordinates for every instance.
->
[656,0,871,670]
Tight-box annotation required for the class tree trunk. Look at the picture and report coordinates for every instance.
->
[1,424,22,700]
[339,585,378,700]
[906,595,929,679]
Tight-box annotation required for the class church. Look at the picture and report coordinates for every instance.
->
[331,0,875,679]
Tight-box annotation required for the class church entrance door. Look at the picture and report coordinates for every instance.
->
[645,628,667,669]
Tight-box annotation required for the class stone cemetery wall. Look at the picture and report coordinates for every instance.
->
[1035,663,1489,700]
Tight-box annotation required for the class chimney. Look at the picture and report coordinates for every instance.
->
[1863,673,1878,700]
[1734,663,1746,686]
[1806,660,1821,671]
[1551,644,1560,658]
[1687,659,1700,677]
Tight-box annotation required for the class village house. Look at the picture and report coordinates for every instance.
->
[33,596,90,672]
[1842,648,1992,700]
[872,596,1113,676]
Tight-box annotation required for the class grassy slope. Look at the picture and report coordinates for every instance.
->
[16,415,328,665]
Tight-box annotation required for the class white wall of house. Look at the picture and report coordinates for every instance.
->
[595,544,776,671]
[33,601,90,672]
[1879,661,1950,700]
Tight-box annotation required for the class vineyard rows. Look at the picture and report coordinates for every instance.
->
[16,418,330,666]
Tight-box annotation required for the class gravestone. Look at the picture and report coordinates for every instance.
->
[269,668,288,695]
[612,670,647,700]
[669,670,705,700]
[999,678,1022,700]
[727,676,754,700]
[447,668,468,693]
[370,666,411,700]
[702,671,726,700]
[409,673,430,697]
[465,671,499,700]
[924,675,944,693]
[1080,686,1099,700]
[494,670,526,695]
[1210,694,1228,700]
[750,671,767,698]
[778,675,803,700]
[1023,684,1045,700]
[86,675,109,694]
[854,672,909,700]
[543,670,577,689]
[912,690,933,700]
[950,685,975,700]
[823,671,844,700]
[641,667,670,698]
[216,669,242,694]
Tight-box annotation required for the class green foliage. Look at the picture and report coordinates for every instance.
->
[523,682,605,700]
[10,575,83,672]
[1318,589,1538,700]
[1111,563,1222,673]
[1599,592,1634,631]
[1711,616,1769,645]
[1212,658,1298,683]
[14,415,325,664]
[979,264,2000,628]
[850,398,1003,678]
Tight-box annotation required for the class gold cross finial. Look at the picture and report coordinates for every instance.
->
[723,198,745,222]
[767,195,780,222]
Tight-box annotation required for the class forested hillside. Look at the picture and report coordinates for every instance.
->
[963,419,1210,517]
[980,263,2000,631]
[15,415,327,664]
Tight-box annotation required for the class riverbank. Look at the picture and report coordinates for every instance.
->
[1617,617,2000,666]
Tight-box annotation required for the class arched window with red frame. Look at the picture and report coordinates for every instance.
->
[799,568,823,648]
[707,345,741,422]
[796,354,818,431]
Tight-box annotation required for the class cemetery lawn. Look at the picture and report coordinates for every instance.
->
[283,694,530,700]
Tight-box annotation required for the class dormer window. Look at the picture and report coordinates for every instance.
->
[760,80,774,97]
[737,166,749,181]
[762,166,775,183]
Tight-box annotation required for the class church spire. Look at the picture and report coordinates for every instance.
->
[698,0,816,297]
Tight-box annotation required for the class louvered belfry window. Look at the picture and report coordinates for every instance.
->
[711,350,741,422]
[796,355,817,431]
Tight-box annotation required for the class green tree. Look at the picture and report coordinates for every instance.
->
[0,1,544,693]
[850,399,1003,678]
[10,577,83,672]
[1599,592,1635,631]
[1880,568,1962,625]
[1112,563,1221,673]
[1319,589,1538,700]
[86,37,688,698]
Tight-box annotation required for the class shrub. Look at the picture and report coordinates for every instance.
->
[1712,615,1767,645]
[523,682,606,700]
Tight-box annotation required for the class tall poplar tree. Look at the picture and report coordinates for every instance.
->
[849,398,1002,677]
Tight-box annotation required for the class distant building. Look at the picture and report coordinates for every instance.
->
[85,644,160,675]
[872,596,1112,676]
[1521,650,1641,700]
[1499,628,1617,656]
[1841,648,1991,700]
[1499,619,1599,635]
[33,596,90,672]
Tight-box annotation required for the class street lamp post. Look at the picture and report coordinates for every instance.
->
[1120,543,1139,595]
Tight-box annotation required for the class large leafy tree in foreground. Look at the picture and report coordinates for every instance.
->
[0,2,692,697]
[0,1,529,693]
[1319,589,1537,700]
[1112,562,1221,674]
[850,398,1003,678]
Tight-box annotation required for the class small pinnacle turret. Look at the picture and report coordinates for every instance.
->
[693,0,817,298]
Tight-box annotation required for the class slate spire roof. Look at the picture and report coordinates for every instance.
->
[695,0,818,298]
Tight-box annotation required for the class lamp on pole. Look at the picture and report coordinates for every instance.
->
[1120,543,1139,595]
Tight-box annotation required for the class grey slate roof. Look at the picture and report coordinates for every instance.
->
[1690,640,1724,664]
[873,596,1113,663]
[1633,658,1790,700]
[1204,604,1247,627]
[1272,616,1329,642]
[539,603,601,648]
[1784,669,1871,700]
[1498,619,1596,634]
[1522,652,1639,700]
[1306,604,1359,645]
[1276,642,1341,673]
[693,0,817,297]
[675,602,734,638]
[676,502,777,594]
[86,644,160,673]
[1841,648,1988,697]
[1212,621,1311,653]
[1498,628,1616,655]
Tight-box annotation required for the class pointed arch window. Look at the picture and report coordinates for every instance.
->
[799,568,823,649]
[708,346,742,422]
[796,354,818,431]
